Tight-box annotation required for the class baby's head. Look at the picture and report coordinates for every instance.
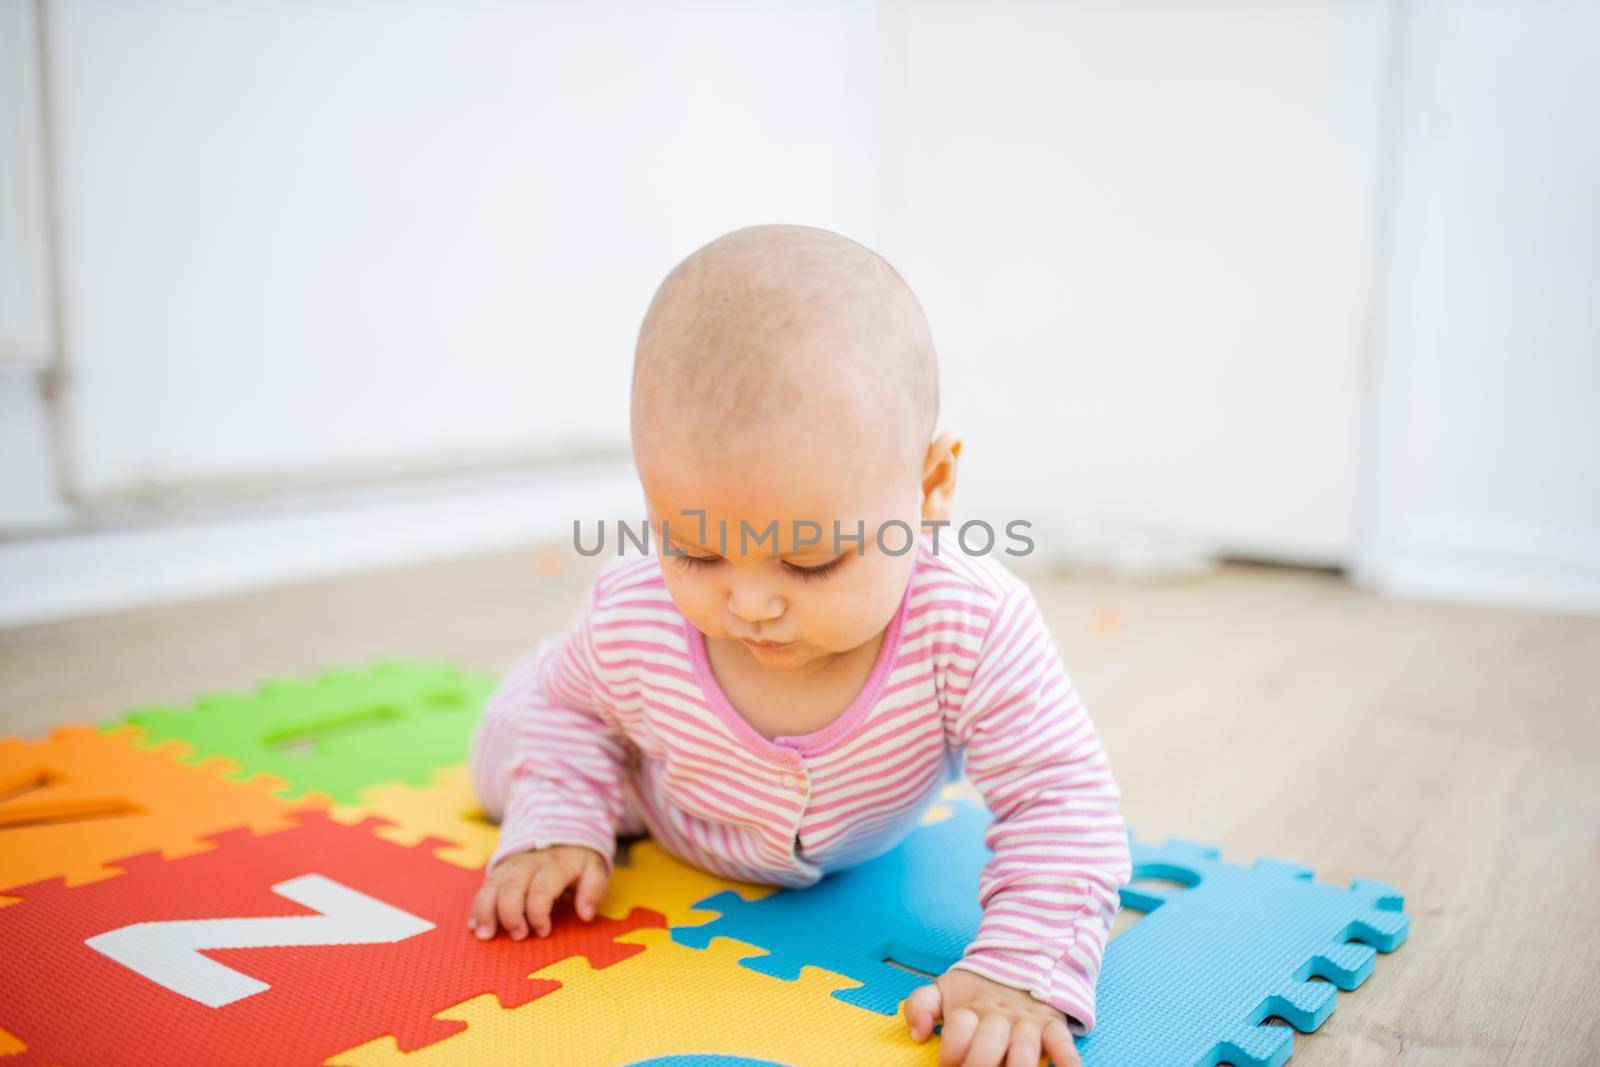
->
[631,224,959,671]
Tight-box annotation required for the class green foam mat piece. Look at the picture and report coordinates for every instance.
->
[115,661,495,803]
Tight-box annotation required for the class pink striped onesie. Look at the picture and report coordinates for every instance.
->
[469,533,1131,1031]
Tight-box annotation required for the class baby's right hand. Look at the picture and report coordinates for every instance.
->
[468,844,609,941]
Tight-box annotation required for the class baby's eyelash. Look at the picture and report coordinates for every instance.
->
[783,556,845,581]
[669,552,843,581]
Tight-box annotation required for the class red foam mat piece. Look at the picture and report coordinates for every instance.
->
[0,809,663,1066]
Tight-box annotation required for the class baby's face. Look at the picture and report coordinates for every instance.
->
[628,225,944,671]
[640,434,923,672]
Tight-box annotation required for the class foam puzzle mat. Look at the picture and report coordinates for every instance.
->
[0,661,1410,1066]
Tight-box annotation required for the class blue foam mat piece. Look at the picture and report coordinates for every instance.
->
[1078,838,1408,1067]
[672,802,1409,1066]
[672,802,989,1015]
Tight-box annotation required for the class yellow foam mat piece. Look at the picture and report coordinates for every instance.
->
[328,926,937,1067]
[603,837,774,927]
[325,783,979,1066]
[330,762,775,929]
[930,778,984,812]
[330,765,497,869]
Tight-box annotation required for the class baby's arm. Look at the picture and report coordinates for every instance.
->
[908,582,1131,1065]
[467,580,634,940]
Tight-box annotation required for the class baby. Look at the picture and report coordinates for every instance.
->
[467,225,1130,1067]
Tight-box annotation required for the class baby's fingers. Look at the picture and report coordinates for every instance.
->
[1004,1020,1041,1067]
[497,867,538,940]
[469,881,501,940]
[1041,1020,1079,1067]
[573,856,609,922]
[961,1012,1012,1067]
[523,860,578,938]
[937,1007,979,1067]
[904,983,943,1043]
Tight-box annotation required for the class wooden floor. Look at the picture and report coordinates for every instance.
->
[2,548,1597,1064]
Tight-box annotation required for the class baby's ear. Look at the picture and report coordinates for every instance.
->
[920,430,962,522]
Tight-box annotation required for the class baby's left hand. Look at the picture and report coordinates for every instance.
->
[903,968,1080,1067]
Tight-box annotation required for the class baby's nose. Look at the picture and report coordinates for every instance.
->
[728,584,785,624]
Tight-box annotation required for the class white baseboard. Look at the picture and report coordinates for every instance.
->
[1353,517,1600,616]
[0,461,641,627]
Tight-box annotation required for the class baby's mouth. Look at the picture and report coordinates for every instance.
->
[740,637,791,651]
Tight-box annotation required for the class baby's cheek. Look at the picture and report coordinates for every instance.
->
[663,575,713,633]
[830,571,908,647]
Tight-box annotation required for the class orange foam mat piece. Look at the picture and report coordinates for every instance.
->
[0,725,302,906]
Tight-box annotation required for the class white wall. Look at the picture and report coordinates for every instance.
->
[42,0,899,493]
[1356,0,1600,614]
[896,0,1392,568]
[2,0,1597,623]
[0,0,69,535]
[0,0,903,622]
[0,0,52,369]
